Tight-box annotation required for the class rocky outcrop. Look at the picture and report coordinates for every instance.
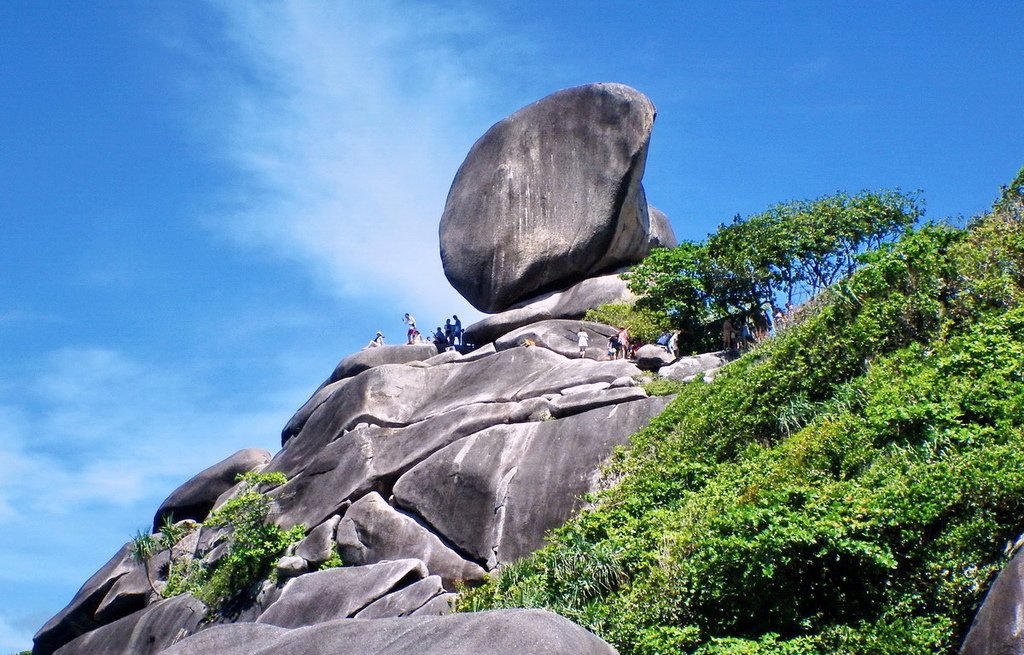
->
[659,351,731,382]
[163,609,617,655]
[152,448,271,529]
[440,83,658,312]
[336,493,485,584]
[34,544,138,655]
[256,559,428,628]
[634,343,675,371]
[960,547,1024,655]
[464,272,637,346]
[54,594,206,655]
[648,206,678,249]
[36,81,679,655]
[393,396,671,568]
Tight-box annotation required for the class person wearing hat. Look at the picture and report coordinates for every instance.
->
[365,331,385,348]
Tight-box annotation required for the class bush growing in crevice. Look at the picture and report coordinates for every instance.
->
[131,471,306,615]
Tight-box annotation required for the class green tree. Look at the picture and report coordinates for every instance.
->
[625,190,922,349]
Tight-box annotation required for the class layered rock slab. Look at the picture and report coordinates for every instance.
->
[336,492,485,584]
[393,396,672,568]
[495,319,617,359]
[34,544,138,655]
[440,83,657,312]
[164,609,617,655]
[270,345,640,484]
[464,272,637,346]
[255,559,428,628]
[54,594,206,655]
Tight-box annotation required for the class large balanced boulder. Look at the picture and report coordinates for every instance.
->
[960,546,1024,655]
[440,83,657,312]
[164,609,618,655]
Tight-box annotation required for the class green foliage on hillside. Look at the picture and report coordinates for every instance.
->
[459,182,1024,655]
[625,190,922,352]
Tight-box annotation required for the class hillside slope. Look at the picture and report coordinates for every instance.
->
[462,195,1024,654]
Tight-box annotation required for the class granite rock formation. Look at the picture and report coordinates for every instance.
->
[440,83,660,312]
[35,82,688,655]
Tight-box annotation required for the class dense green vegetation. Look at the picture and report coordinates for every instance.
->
[460,175,1024,654]
[131,471,312,614]
[621,190,923,353]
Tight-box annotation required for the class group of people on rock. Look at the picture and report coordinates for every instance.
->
[572,324,682,360]
[364,312,463,351]
[431,315,464,351]
[367,301,798,357]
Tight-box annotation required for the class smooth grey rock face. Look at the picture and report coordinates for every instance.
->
[961,547,1024,655]
[658,351,730,382]
[496,320,617,360]
[166,609,617,655]
[255,559,428,628]
[93,560,158,624]
[327,344,440,385]
[54,594,206,655]
[410,593,456,616]
[161,624,288,655]
[34,544,138,655]
[648,206,678,249]
[293,516,340,565]
[440,83,657,312]
[549,385,648,419]
[152,448,271,529]
[464,272,637,346]
[634,343,675,371]
[393,396,671,568]
[353,575,447,619]
[282,344,440,445]
[268,399,549,529]
[275,556,308,579]
[336,492,485,584]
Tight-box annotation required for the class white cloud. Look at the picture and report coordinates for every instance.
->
[181,0,507,320]
[0,347,289,525]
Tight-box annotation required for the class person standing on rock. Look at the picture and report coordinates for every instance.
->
[403,313,417,344]
[452,315,463,346]
[668,330,680,359]
[576,326,590,358]
[616,325,630,359]
[722,318,734,351]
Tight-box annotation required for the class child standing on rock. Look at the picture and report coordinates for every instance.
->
[576,326,590,358]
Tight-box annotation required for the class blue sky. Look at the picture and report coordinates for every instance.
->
[1,1,1021,650]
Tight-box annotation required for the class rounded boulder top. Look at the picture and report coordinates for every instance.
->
[439,83,658,313]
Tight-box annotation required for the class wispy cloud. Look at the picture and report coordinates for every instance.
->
[0,344,305,648]
[177,0,510,320]
[0,347,292,522]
